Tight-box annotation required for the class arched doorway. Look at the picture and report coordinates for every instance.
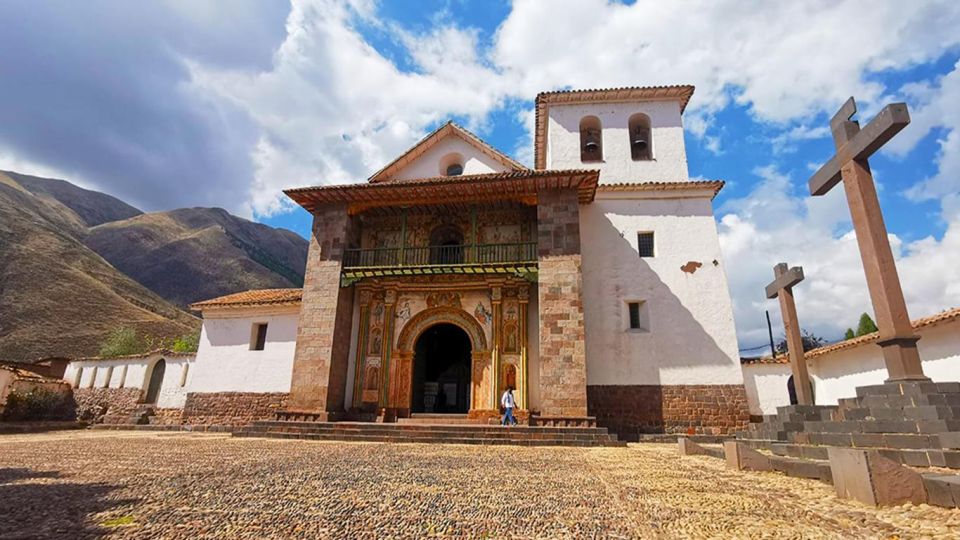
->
[411,323,471,413]
[145,359,166,404]
[429,224,464,264]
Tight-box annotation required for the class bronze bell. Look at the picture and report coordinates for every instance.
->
[584,129,600,152]
[632,130,648,149]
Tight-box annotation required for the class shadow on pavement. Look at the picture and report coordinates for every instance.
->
[0,467,137,539]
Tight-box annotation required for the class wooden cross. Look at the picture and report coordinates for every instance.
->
[766,263,813,405]
[808,98,926,382]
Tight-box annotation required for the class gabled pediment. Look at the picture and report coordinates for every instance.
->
[369,121,527,183]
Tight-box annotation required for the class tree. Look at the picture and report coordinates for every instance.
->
[99,326,148,358]
[775,329,826,355]
[855,313,879,336]
[844,328,856,340]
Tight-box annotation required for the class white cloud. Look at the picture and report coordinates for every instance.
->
[719,166,960,352]
[186,0,960,216]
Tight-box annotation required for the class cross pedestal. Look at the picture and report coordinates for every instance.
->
[808,98,926,382]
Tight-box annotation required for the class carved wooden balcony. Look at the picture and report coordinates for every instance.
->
[341,242,538,285]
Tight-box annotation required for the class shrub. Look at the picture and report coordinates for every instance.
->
[99,326,148,358]
[2,388,76,421]
[172,330,200,353]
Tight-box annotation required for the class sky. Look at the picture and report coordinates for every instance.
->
[1,0,958,354]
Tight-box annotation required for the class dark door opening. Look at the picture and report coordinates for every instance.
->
[411,323,471,413]
[145,359,166,404]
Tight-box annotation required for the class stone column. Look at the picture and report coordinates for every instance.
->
[286,204,356,419]
[518,286,530,410]
[536,188,589,419]
[491,286,502,407]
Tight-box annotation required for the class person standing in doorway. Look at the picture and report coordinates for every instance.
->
[500,386,517,426]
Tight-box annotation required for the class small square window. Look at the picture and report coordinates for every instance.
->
[251,323,268,351]
[637,232,654,258]
[626,301,650,332]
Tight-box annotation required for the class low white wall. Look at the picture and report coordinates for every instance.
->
[742,319,960,414]
[190,307,299,394]
[581,192,743,387]
[63,353,195,409]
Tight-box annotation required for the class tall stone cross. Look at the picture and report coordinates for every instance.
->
[808,97,926,382]
[766,263,813,405]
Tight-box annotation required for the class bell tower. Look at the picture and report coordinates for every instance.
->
[535,86,695,184]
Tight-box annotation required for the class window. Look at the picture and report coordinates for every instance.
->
[626,301,650,332]
[439,152,465,176]
[579,116,603,162]
[637,232,655,257]
[251,323,268,351]
[103,366,114,388]
[628,113,652,161]
[180,363,190,387]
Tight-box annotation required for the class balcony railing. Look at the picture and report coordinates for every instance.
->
[343,242,538,269]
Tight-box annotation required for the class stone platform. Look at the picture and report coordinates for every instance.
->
[234,420,625,447]
[679,381,960,509]
[737,382,960,469]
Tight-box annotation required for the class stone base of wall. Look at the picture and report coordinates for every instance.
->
[151,408,184,425]
[73,388,142,424]
[182,392,289,426]
[587,384,750,441]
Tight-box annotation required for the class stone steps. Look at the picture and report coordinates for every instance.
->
[749,438,960,468]
[396,414,485,425]
[234,421,626,447]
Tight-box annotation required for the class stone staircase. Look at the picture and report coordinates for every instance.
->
[679,381,960,509]
[396,413,487,425]
[736,382,960,469]
[234,420,626,447]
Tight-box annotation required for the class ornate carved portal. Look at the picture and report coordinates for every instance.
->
[351,277,532,420]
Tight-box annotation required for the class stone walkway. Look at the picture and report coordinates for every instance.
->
[0,431,958,539]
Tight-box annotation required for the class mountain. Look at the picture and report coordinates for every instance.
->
[0,170,309,361]
[85,207,308,307]
[0,171,197,361]
[4,170,143,227]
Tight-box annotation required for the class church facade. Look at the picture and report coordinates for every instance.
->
[175,85,750,438]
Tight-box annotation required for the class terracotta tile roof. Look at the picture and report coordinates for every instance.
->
[368,121,527,183]
[189,288,303,311]
[74,348,196,362]
[597,180,725,200]
[741,306,960,365]
[534,85,696,169]
[285,169,600,214]
[0,362,62,382]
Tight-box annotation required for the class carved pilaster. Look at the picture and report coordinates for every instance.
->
[380,289,398,408]
[491,286,502,406]
[352,289,373,409]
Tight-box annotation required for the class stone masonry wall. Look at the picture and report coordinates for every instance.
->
[182,392,289,426]
[536,188,588,418]
[587,384,751,440]
[73,387,142,424]
[288,203,356,414]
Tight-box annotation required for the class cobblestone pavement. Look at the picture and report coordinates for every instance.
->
[1,431,958,539]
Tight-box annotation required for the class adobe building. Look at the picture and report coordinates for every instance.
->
[67,85,751,439]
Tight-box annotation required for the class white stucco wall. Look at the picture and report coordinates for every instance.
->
[190,307,299,394]
[63,353,195,409]
[580,190,743,386]
[545,100,689,183]
[389,136,511,181]
[741,319,960,414]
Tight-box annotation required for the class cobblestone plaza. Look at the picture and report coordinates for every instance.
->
[2,431,958,538]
